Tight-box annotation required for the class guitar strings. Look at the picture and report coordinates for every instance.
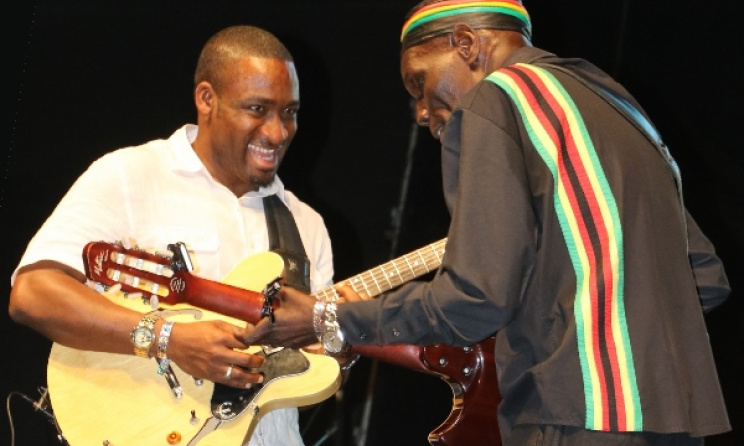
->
[314,239,446,302]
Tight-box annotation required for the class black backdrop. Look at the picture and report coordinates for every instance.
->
[2,1,742,445]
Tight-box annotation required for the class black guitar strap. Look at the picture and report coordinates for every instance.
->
[263,193,311,293]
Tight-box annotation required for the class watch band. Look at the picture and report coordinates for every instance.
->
[321,301,349,354]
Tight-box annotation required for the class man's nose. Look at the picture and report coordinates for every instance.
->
[261,114,289,145]
[416,105,430,127]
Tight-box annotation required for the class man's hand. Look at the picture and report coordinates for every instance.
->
[243,285,319,349]
[334,283,365,302]
[166,319,266,389]
[242,283,367,352]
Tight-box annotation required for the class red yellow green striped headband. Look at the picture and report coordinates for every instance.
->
[401,0,531,48]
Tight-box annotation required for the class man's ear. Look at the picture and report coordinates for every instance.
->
[194,81,214,114]
[452,23,480,67]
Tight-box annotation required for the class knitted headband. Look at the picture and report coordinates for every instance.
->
[401,0,531,50]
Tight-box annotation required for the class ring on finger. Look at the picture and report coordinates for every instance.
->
[224,364,234,380]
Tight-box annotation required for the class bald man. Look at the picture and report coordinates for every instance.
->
[10,25,338,446]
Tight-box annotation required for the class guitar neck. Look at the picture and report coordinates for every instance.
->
[314,238,446,302]
[177,273,271,324]
[83,239,446,324]
[195,238,445,322]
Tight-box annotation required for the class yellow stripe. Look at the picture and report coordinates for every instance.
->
[491,64,642,430]
[532,65,633,426]
[516,66,609,423]
[493,70,608,424]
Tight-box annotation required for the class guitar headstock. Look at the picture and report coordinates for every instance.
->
[82,241,189,305]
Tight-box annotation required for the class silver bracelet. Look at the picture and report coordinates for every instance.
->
[156,320,175,375]
[312,299,325,342]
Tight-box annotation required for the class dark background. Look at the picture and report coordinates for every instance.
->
[2,1,742,445]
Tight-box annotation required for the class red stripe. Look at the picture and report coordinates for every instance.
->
[509,66,627,429]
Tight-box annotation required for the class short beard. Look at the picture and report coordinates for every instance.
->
[250,172,275,189]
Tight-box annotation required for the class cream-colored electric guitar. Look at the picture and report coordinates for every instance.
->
[47,238,446,446]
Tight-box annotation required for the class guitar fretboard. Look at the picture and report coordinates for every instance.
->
[314,238,446,302]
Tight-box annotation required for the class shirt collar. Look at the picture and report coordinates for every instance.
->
[501,46,556,68]
[244,178,288,203]
[169,124,205,174]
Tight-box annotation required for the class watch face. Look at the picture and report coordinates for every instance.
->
[133,327,154,348]
[323,331,344,353]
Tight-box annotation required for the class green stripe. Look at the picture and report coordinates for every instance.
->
[486,64,642,430]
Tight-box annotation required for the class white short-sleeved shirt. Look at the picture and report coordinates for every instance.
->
[12,124,335,446]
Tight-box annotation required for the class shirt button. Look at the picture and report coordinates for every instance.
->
[392,328,400,337]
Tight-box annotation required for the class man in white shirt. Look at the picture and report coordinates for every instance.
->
[10,25,335,446]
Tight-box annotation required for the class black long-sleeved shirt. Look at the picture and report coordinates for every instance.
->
[338,47,730,438]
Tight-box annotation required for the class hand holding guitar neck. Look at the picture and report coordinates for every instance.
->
[244,282,364,352]
[246,285,325,349]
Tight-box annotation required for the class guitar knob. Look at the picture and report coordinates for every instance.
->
[167,431,182,444]
[218,401,235,416]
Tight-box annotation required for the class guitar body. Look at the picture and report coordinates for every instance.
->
[423,338,500,446]
[48,251,342,446]
[353,337,501,446]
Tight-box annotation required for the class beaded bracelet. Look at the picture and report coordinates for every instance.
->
[156,320,175,375]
